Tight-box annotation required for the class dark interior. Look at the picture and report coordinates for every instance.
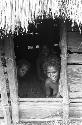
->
[13,18,61,98]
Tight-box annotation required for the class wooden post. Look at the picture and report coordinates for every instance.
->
[4,36,19,125]
[60,22,69,125]
[0,39,11,125]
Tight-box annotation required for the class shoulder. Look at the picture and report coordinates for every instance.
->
[45,78,52,84]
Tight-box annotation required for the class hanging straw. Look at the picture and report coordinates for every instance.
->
[0,0,82,34]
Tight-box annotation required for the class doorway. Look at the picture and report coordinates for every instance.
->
[13,18,61,98]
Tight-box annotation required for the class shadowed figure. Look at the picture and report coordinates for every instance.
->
[43,55,62,98]
[36,45,49,82]
[17,59,45,98]
[36,45,62,98]
[17,47,62,98]
[17,59,31,78]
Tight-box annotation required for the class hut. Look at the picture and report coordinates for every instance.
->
[0,0,82,125]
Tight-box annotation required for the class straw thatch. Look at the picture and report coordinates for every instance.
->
[0,0,82,34]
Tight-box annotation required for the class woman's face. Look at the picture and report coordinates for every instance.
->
[47,66,58,82]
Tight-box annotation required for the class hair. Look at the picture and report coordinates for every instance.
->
[17,59,31,78]
[43,54,61,75]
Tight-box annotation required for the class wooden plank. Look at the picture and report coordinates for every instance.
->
[70,84,82,92]
[69,108,82,116]
[60,22,69,125]
[0,119,5,125]
[70,119,82,125]
[68,81,82,84]
[19,100,63,120]
[18,101,82,121]
[4,36,19,124]
[1,97,82,120]
[19,98,82,120]
[69,109,82,118]
[67,32,82,52]
[20,102,62,108]
[1,98,82,122]
[20,117,62,122]
[0,101,9,118]
[67,65,82,71]
[70,99,82,103]
[1,97,82,103]
[0,39,11,125]
[70,103,82,107]
[0,109,4,117]
[19,98,63,102]
[19,97,82,104]
[69,92,82,98]
[68,53,82,64]
[67,65,82,85]
[18,120,63,125]
[19,111,62,121]
[0,101,4,117]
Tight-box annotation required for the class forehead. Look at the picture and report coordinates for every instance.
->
[47,66,57,73]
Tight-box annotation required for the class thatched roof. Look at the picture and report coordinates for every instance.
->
[0,0,82,34]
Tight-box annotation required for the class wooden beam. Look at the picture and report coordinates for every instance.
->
[68,53,82,64]
[60,22,69,125]
[4,36,19,125]
[0,39,11,125]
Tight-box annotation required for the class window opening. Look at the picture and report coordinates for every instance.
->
[13,18,62,98]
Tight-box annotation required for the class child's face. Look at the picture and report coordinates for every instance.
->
[19,64,28,77]
[47,66,58,82]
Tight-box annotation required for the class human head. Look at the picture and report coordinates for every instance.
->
[43,54,61,81]
[41,45,49,57]
[47,66,58,82]
[17,59,31,78]
[18,64,29,77]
